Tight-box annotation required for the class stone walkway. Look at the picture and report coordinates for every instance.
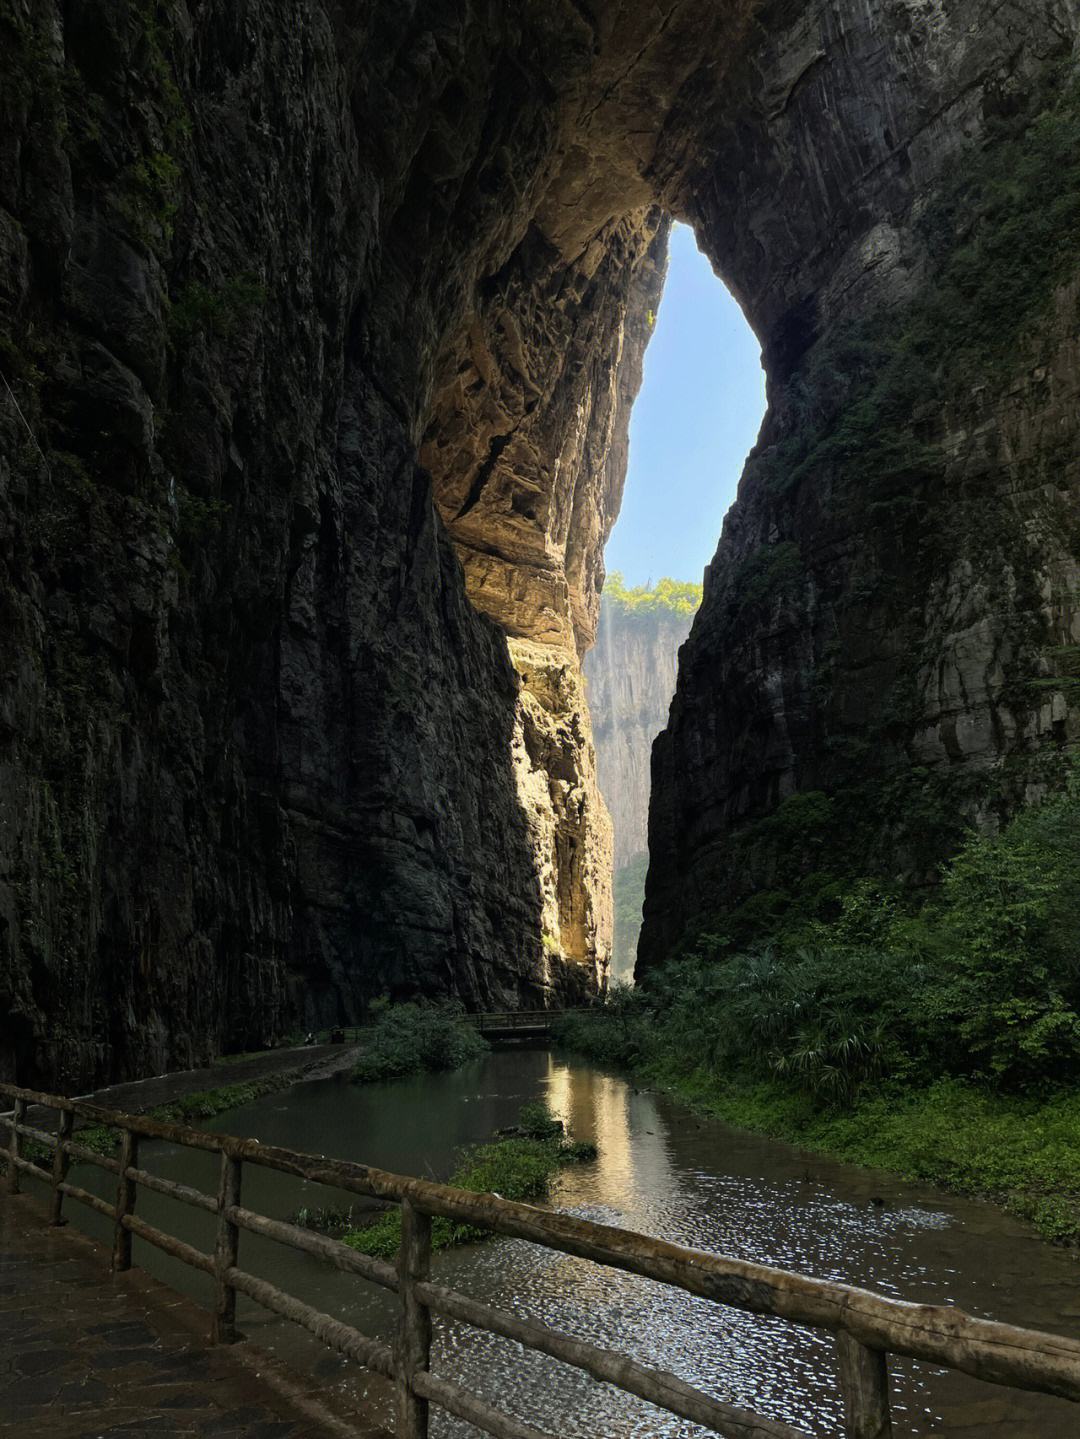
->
[17,1044,363,1135]
[69,1044,359,1116]
[0,1196,390,1438]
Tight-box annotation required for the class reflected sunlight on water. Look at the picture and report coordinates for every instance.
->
[37,1047,1080,1438]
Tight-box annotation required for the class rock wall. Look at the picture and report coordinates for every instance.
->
[3,0,1079,1083]
[640,0,1080,970]
[585,596,695,870]
[0,0,671,1086]
[584,591,696,976]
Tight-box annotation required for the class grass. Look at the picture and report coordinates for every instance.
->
[67,1068,318,1161]
[554,992,1080,1245]
[339,1104,597,1259]
[649,1066,1080,1245]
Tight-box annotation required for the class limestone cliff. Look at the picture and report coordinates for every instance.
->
[586,585,698,869]
[640,1,1080,971]
[3,0,1079,1085]
[584,584,697,976]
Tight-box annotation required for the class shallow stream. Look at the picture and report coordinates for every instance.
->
[39,1047,1080,1436]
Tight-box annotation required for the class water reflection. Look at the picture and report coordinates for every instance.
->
[30,1048,1080,1437]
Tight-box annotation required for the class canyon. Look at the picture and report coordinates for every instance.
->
[584,581,697,976]
[1,0,1079,1087]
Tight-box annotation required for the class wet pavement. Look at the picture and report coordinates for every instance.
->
[0,1195,389,1438]
[58,1045,360,1116]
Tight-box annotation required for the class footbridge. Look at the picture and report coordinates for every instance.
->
[465,1008,592,1040]
[4,1079,1080,1439]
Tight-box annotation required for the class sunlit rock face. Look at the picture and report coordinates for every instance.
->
[3,0,1079,1083]
[585,599,694,872]
[585,592,696,977]
[421,211,668,994]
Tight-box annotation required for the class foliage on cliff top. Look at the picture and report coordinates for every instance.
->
[350,1001,488,1083]
[341,1103,597,1258]
[603,573,702,619]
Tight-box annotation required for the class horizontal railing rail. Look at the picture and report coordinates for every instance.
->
[3,1079,1080,1438]
[465,1009,591,1032]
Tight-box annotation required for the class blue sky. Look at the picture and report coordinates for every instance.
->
[603,222,767,587]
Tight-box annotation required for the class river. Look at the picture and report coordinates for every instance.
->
[33,1047,1080,1436]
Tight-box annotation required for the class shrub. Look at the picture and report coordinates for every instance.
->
[560,765,1080,1100]
[516,1101,564,1139]
[553,984,652,1069]
[351,1002,488,1083]
[343,1104,597,1258]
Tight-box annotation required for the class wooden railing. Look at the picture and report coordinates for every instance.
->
[3,1080,1080,1439]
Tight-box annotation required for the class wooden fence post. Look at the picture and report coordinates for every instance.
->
[49,1110,75,1225]
[212,1151,242,1344]
[112,1130,139,1270]
[838,1331,893,1438]
[6,1099,25,1195]
[397,1198,432,1439]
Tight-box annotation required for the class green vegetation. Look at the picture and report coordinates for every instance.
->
[168,275,267,346]
[557,772,1080,1241]
[340,1103,597,1259]
[612,854,647,979]
[603,574,702,620]
[117,150,183,248]
[516,1100,565,1139]
[729,541,802,614]
[176,488,230,546]
[65,1069,318,1162]
[649,1075,1080,1245]
[758,75,1080,508]
[350,1002,488,1083]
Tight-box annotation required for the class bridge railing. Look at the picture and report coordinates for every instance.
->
[3,1080,1080,1439]
[465,1008,592,1033]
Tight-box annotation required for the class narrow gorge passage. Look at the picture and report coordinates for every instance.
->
[5,0,1079,1084]
[584,223,765,979]
[5,4,1080,1435]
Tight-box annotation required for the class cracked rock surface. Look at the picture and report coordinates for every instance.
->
[2,0,1079,1082]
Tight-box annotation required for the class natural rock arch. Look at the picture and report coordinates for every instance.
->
[2,0,1078,1085]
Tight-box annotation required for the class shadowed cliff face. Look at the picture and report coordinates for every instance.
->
[2,0,1079,1083]
[640,0,1080,969]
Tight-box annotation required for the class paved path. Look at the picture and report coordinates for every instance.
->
[72,1045,358,1116]
[16,1044,362,1134]
[0,1196,389,1438]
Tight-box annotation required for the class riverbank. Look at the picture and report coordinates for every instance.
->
[18,1043,362,1157]
[73,1041,360,1115]
[37,1040,1080,1435]
[616,1057,1080,1246]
